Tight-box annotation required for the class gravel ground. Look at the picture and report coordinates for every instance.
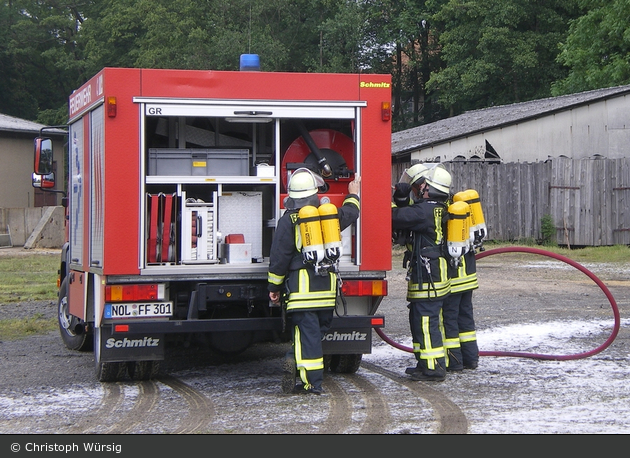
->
[1,245,629,434]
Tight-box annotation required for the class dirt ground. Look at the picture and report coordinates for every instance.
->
[1,245,629,434]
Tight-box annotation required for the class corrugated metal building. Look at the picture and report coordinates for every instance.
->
[392,85,630,165]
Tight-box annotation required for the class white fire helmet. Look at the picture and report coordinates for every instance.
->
[425,164,451,194]
[288,168,325,199]
[400,163,430,186]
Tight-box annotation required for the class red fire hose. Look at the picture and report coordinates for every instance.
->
[376,246,621,360]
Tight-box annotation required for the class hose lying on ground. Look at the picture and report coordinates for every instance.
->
[376,246,621,360]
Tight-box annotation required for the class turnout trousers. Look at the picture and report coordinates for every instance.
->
[290,308,334,391]
[408,299,446,376]
[442,290,479,369]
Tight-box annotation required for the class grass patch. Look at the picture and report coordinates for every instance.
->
[0,313,57,341]
[0,253,59,304]
[481,241,630,263]
[392,241,630,266]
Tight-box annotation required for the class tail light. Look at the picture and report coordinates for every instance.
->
[105,283,165,302]
[341,280,387,297]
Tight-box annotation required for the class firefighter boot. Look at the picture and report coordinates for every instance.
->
[281,350,297,394]
[446,348,464,372]
[410,358,446,382]
[461,340,479,370]
[405,361,421,375]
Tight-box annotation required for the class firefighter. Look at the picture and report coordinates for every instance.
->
[392,164,452,381]
[441,247,480,371]
[268,168,361,395]
[441,190,485,371]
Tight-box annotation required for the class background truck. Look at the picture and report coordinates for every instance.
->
[33,58,392,382]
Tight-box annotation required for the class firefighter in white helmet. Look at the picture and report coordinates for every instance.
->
[268,167,361,395]
[392,164,451,382]
[392,163,430,246]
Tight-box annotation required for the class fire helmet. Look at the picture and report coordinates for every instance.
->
[425,164,451,195]
[400,163,430,186]
[288,168,325,199]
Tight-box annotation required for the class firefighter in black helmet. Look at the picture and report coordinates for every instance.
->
[268,168,361,395]
[392,165,452,382]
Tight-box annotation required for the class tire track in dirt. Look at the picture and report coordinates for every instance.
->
[106,381,159,434]
[158,375,214,434]
[361,361,468,434]
[65,382,125,434]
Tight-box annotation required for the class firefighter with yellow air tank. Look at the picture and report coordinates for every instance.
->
[268,167,360,395]
[391,164,452,381]
[392,162,487,380]
[441,188,487,371]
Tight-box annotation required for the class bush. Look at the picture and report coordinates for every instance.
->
[540,214,557,246]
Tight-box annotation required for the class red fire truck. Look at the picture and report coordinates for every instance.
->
[33,59,392,382]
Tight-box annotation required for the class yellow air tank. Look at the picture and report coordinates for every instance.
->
[447,200,471,263]
[460,189,487,243]
[298,205,325,265]
[318,203,342,262]
[453,191,475,247]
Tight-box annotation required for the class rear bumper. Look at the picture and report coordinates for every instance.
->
[111,314,384,334]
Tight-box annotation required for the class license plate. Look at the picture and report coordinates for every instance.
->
[104,302,173,319]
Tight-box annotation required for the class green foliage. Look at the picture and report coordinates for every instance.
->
[552,0,630,95]
[0,314,57,341]
[3,0,630,131]
[427,0,581,115]
[540,214,558,246]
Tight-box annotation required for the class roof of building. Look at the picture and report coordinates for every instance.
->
[0,113,66,136]
[391,84,630,158]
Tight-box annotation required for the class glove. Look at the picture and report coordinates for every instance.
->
[393,182,412,207]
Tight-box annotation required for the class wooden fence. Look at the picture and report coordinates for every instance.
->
[392,157,630,247]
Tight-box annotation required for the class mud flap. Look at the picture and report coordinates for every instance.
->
[97,325,165,362]
[321,315,384,354]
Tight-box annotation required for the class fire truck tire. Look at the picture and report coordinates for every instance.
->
[95,362,127,383]
[127,361,160,381]
[94,327,127,382]
[327,354,362,374]
[57,277,92,352]
[207,331,254,355]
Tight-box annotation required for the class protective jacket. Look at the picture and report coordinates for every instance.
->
[449,249,479,294]
[391,199,451,300]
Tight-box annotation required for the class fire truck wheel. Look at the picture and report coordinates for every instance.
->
[207,331,254,355]
[94,326,128,382]
[127,361,160,381]
[327,354,362,374]
[95,362,127,383]
[57,277,92,352]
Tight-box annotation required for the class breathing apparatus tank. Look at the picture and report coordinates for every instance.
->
[454,189,487,246]
[453,191,475,248]
[447,200,471,266]
[298,205,325,266]
[318,203,342,263]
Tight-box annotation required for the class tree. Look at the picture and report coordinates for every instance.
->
[427,0,581,116]
[79,0,357,74]
[553,0,630,95]
[0,1,96,123]
[362,0,449,132]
